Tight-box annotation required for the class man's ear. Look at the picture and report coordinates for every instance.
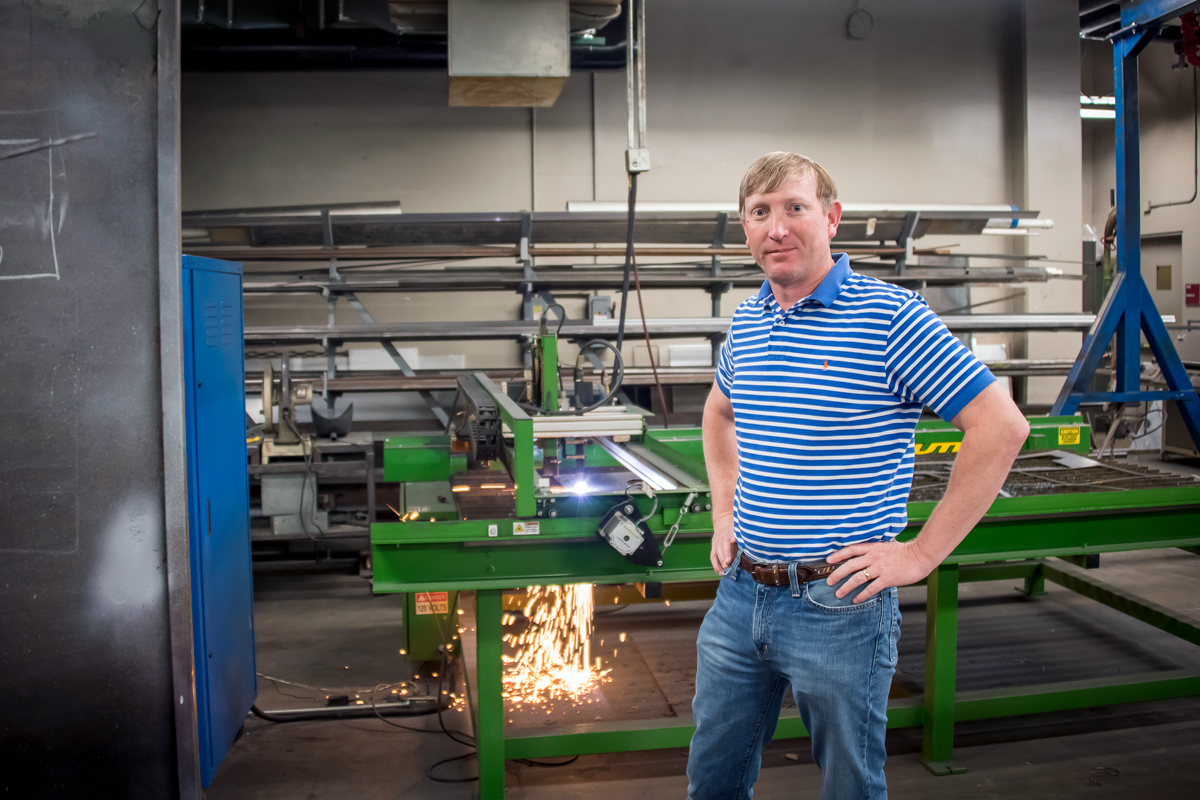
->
[826,200,843,237]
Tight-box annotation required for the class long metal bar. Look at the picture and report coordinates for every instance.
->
[158,2,201,795]
[244,315,1111,345]
[593,436,680,492]
[240,266,1058,294]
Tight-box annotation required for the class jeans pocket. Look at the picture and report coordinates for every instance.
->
[804,573,882,612]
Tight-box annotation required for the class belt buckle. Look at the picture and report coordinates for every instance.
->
[771,563,781,585]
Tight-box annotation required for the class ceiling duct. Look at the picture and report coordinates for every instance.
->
[181,0,625,79]
[448,0,568,106]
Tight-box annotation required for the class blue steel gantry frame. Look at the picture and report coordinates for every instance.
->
[1053,0,1200,450]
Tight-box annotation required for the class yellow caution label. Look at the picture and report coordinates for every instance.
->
[415,591,449,615]
[1058,427,1081,446]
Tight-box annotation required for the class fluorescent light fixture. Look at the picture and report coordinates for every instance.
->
[1080,95,1116,105]
[1081,108,1116,119]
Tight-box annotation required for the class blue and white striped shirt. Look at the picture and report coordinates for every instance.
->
[715,253,994,561]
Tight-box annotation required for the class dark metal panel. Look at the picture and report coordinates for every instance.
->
[0,2,193,798]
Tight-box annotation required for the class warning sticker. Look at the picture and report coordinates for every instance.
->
[1058,427,1081,446]
[414,591,449,615]
[513,521,540,536]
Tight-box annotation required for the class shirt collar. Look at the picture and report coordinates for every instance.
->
[755,253,852,310]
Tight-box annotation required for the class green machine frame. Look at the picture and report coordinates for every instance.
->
[372,378,1200,798]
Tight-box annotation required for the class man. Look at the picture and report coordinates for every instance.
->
[689,152,1030,800]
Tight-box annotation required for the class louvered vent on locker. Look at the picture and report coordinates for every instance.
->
[205,300,235,347]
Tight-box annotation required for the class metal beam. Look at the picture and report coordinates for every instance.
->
[1041,560,1200,646]
[341,291,449,426]
[1120,0,1200,28]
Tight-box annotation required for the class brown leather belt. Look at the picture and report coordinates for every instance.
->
[738,553,836,587]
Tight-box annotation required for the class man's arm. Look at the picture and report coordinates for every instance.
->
[826,382,1030,601]
[702,382,739,574]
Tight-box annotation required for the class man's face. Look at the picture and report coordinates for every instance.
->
[741,172,842,289]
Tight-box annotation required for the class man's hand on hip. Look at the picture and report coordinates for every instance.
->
[710,515,736,574]
[825,540,936,603]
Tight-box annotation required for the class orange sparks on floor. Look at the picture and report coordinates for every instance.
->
[502,584,610,706]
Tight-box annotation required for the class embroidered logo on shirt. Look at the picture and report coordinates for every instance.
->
[822,359,828,370]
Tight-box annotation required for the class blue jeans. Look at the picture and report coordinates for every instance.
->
[687,558,901,800]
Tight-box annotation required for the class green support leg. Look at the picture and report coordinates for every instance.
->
[921,563,966,775]
[476,589,506,799]
[1019,561,1046,597]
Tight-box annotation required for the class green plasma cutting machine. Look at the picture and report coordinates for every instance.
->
[371,333,1200,798]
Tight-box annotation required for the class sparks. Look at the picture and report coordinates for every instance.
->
[502,584,610,706]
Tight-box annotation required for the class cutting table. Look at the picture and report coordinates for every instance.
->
[371,373,1200,798]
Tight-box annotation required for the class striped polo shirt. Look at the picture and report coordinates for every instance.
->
[715,253,994,562]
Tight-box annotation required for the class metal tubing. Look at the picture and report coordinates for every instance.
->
[625,1,635,150]
[244,315,1108,345]
[476,589,506,799]
[594,436,679,491]
[251,699,441,721]
[921,563,964,774]
[636,0,647,149]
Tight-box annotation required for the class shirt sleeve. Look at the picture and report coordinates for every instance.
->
[885,294,996,422]
[715,329,736,398]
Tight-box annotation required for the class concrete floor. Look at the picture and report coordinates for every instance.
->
[208,458,1200,799]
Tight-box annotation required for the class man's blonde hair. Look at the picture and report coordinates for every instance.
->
[739,151,838,215]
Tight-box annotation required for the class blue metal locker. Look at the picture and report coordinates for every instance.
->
[182,255,257,786]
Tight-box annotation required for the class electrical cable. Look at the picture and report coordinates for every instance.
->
[630,249,671,427]
[519,339,625,416]
[615,171,639,353]
[593,604,629,615]
[298,438,329,543]
[539,302,567,337]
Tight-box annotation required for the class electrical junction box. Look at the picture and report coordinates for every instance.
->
[182,256,256,787]
[588,295,612,320]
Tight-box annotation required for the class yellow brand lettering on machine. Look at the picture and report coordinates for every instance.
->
[914,441,962,456]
